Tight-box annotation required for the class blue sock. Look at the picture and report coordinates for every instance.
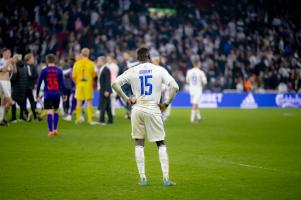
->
[53,113,59,130]
[47,114,53,132]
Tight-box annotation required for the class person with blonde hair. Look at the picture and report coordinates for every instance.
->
[72,48,97,124]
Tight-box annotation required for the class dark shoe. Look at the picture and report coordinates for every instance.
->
[0,120,8,126]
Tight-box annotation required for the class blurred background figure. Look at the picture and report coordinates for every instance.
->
[0,48,16,126]
[24,53,40,121]
[186,55,207,123]
[11,54,29,122]
[72,48,97,125]
[97,56,113,125]
[106,55,119,116]
[63,57,77,121]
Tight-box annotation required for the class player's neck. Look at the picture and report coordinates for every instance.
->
[48,63,55,67]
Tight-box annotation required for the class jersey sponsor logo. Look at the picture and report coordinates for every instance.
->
[199,93,223,108]
[275,94,301,108]
[240,93,258,109]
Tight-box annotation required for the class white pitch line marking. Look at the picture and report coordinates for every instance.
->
[200,156,301,175]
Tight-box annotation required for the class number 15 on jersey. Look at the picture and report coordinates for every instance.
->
[139,75,152,96]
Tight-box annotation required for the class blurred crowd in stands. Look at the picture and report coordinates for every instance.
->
[0,0,300,92]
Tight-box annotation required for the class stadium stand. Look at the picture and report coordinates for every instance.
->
[0,0,300,92]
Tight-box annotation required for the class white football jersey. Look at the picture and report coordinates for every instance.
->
[186,68,207,93]
[115,62,177,114]
[107,63,119,82]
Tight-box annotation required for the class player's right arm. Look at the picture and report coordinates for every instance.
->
[111,70,134,105]
[200,71,207,86]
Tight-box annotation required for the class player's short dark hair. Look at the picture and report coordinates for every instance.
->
[46,54,56,64]
[137,47,150,62]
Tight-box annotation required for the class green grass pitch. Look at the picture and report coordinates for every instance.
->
[0,108,301,200]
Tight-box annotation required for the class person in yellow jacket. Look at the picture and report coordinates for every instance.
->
[72,48,97,124]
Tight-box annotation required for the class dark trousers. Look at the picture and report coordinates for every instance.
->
[12,99,28,120]
[63,88,71,114]
[99,94,113,123]
[26,89,37,119]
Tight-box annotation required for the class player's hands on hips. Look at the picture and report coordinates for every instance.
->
[159,103,169,112]
[127,96,136,106]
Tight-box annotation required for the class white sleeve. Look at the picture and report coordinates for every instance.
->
[162,68,176,88]
[161,68,179,104]
[201,71,207,86]
[114,70,130,86]
[111,70,130,102]
[186,71,190,83]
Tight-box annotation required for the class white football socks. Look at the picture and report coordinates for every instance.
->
[158,145,169,180]
[0,106,4,121]
[190,110,196,122]
[196,110,201,120]
[135,146,146,179]
[111,97,116,116]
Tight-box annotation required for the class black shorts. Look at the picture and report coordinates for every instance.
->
[44,98,60,110]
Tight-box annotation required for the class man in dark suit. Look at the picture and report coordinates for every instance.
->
[97,56,113,124]
[24,53,40,121]
[11,54,29,122]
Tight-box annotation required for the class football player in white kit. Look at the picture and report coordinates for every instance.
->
[186,55,207,123]
[0,48,17,126]
[112,48,179,186]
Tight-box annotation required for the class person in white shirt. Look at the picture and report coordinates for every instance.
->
[0,48,17,126]
[112,48,179,186]
[186,55,207,123]
[106,55,119,116]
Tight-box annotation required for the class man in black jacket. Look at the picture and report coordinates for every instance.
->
[97,56,113,124]
[24,53,40,121]
[11,55,29,122]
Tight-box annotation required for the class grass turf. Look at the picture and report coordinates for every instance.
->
[0,108,301,200]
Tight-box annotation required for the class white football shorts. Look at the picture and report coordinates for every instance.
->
[0,80,11,98]
[131,108,165,142]
[190,92,202,104]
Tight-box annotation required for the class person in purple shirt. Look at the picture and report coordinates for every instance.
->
[36,54,67,137]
